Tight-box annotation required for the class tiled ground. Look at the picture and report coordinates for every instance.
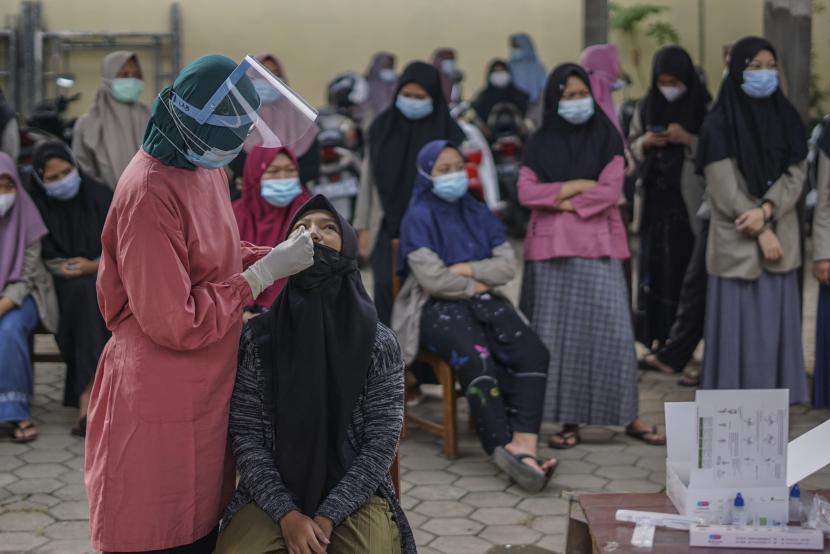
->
[0,246,827,553]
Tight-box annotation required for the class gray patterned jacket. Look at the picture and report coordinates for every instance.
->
[221,322,416,553]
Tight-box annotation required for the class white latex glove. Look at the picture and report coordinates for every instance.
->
[242,227,314,298]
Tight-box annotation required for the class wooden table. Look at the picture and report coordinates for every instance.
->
[566,492,830,553]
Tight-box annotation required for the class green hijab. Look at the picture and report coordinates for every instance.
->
[143,54,259,169]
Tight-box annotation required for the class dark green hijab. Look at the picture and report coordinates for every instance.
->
[143,54,259,169]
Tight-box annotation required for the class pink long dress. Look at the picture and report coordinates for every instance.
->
[85,150,270,552]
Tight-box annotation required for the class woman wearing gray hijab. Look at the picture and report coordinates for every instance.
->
[363,52,398,124]
[72,51,150,189]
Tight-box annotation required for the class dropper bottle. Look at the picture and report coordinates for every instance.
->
[789,484,802,525]
[732,493,747,527]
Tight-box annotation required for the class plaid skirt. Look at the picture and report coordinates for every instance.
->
[520,257,639,426]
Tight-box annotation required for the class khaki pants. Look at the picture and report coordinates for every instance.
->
[215,497,401,554]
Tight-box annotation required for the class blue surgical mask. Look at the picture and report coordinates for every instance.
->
[253,79,282,104]
[111,78,145,104]
[558,98,595,125]
[510,47,524,61]
[44,168,82,200]
[741,69,778,98]
[611,78,626,92]
[440,59,457,75]
[185,143,243,170]
[396,95,433,120]
[0,192,14,217]
[261,177,302,207]
[379,69,397,82]
[432,171,469,202]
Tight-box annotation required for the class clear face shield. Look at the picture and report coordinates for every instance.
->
[160,55,318,164]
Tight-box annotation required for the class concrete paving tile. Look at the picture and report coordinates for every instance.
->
[50,501,89,521]
[447,460,500,476]
[20,449,73,464]
[535,533,566,553]
[470,507,530,525]
[406,470,460,485]
[453,475,510,492]
[43,520,91,540]
[479,524,541,545]
[408,485,467,501]
[0,457,23,473]
[603,479,664,493]
[516,497,569,516]
[414,528,436,547]
[0,531,48,552]
[530,515,568,535]
[415,500,474,518]
[5,477,63,494]
[422,517,483,536]
[584,451,638,466]
[430,535,493,553]
[34,539,96,554]
[0,511,55,532]
[54,483,88,501]
[548,474,607,491]
[463,491,521,508]
[595,465,650,480]
[14,463,68,479]
[401,455,453,471]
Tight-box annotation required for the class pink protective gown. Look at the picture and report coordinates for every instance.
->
[85,149,270,552]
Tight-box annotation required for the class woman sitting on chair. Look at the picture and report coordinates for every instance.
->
[217,195,415,554]
[392,139,556,492]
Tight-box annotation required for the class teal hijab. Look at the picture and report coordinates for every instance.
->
[143,54,259,169]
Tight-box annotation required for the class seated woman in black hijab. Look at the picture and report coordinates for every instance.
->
[28,140,112,437]
[216,195,415,554]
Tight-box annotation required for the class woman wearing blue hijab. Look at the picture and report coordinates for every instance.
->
[392,139,555,492]
[508,33,547,119]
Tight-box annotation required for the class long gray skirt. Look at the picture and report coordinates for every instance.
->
[521,258,639,425]
[701,270,808,404]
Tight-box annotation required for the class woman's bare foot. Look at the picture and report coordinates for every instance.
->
[505,433,557,475]
[640,353,675,375]
[626,418,666,446]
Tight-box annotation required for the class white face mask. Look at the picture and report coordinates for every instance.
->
[658,83,687,103]
[0,192,15,217]
[489,71,512,88]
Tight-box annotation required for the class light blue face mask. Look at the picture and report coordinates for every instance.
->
[111,78,145,104]
[558,98,595,125]
[741,69,779,98]
[396,95,433,120]
[185,142,244,170]
[44,168,82,200]
[253,79,282,104]
[611,78,626,92]
[432,171,469,202]
[261,177,302,207]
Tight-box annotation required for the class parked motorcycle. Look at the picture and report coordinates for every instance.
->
[486,102,530,237]
[312,107,362,222]
[19,74,80,167]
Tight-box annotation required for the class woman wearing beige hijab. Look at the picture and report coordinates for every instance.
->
[72,51,150,189]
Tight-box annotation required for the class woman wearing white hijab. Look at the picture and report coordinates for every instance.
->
[72,51,150,189]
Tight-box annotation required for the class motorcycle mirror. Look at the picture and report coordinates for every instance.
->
[55,73,76,89]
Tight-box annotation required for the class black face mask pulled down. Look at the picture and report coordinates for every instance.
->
[257,195,379,516]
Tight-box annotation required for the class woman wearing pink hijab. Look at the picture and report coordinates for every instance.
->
[232,146,311,319]
[580,44,625,134]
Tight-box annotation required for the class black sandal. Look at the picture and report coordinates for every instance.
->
[11,420,38,443]
[626,424,666,446]
[548,429,581,450]
[71,416,87,438]
[492,446,558,493]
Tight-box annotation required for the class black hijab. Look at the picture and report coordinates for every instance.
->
[368,61,465,237]
[28,140,112,261]
[696,36,806,198]
[471,59,530,122]
[522,63,623,183]
[251,194,378,516]
[641,46,710,135]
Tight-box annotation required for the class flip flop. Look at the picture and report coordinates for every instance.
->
[548,430,581,450]
[70,416,87,438]
[626,424,666,446]
[492,446,557,493]
[11,420,38,444]
[677,376,699,388]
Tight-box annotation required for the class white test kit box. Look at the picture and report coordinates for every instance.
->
[689,524,824,550]
[665,389,830,528]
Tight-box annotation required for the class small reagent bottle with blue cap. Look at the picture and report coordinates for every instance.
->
[789,484,803,525]
[732,492,747,527]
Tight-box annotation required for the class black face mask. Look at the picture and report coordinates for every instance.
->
[292,242,355,290]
